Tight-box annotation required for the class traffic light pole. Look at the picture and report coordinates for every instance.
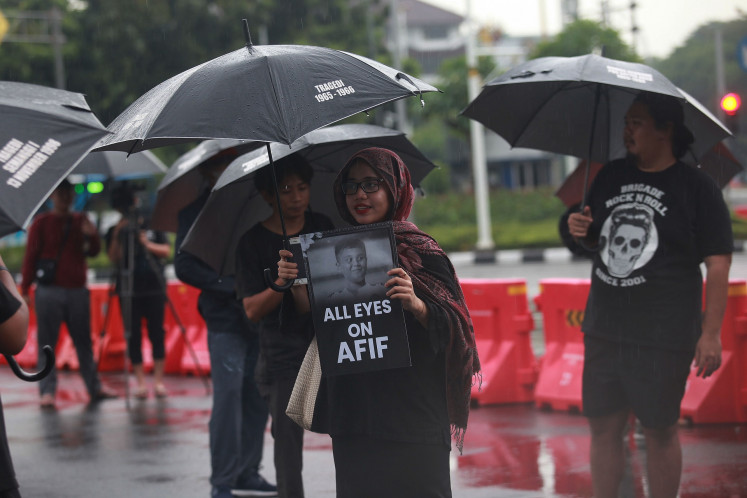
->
[1,7,66,89]
[716,26,727,114]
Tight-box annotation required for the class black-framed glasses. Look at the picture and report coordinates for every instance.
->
[341,178,385,195]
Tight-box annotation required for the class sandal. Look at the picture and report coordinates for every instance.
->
[154,384,168,398]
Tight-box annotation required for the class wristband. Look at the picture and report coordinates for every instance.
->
[0,266,8,272]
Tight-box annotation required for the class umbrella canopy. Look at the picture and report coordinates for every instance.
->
[462,54,731,168]
[0,81,110,237]
[555,140,743,209]
[72,150,167,180]
[180,123,437,275]
[150,139,261,232]
[95,31,438,153]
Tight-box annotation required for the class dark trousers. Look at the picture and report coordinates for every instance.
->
[208,331,268,489]
[332,435,452,498]
[0,400,20,498]
[35,286,101,397]
[120,293,166,365]
[259,376,305,498]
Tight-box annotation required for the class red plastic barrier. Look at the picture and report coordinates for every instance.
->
[164,283,207,374]
[460,279,537,406]
[13,281,211,376]
[89,284,128,372]
[532,279,590,413]
[534,278,747,424]
[681,279,747,424]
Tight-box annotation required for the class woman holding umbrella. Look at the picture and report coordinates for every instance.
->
[568,92,733,498]
[277,147,480,497]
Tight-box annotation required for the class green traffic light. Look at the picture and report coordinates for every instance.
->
[87,181,105,194]
[74,184,85,194]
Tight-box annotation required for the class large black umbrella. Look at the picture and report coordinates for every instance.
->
[72,150,167,180]
[150,139,261,232]
[462,54,731,204]
[0,81,110,236]
[95,23,437,154]
[0,81,109,382]
[180,123,437,275]
[556,141,743,209]
[96,21,437,289]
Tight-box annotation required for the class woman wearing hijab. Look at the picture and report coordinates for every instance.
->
[277,147,480,498]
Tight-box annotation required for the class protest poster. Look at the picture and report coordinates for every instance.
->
[299,222,411,376]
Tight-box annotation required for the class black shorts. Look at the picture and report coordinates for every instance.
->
[582,334,693,429]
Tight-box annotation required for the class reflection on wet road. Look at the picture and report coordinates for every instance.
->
[1,251,746,497]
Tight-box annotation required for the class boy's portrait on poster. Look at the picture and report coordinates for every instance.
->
[300,223,411,376]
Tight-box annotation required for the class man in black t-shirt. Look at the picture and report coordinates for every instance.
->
[235,158,333,498]
[568,92,732,498]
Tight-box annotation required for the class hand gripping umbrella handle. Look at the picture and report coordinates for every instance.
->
[4,345,55,382]
[262,142,294,293]
[265,268,293,292]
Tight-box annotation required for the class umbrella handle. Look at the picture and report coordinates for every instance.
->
[4,345,55,382]
[264,268,294,292]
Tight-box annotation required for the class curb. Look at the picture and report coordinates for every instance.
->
[449,240,746,265]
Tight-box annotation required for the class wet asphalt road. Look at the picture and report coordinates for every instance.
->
[2,251,747,498]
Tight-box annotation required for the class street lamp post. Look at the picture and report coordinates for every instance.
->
[465,0,495,257]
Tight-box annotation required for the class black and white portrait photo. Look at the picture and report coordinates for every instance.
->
[299,223,410,376]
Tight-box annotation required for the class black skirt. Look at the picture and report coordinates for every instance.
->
[332,435,451,498]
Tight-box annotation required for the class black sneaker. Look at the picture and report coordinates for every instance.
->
[90,388,118,403]
[232,474,278,497]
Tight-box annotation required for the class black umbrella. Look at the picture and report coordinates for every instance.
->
[462,54,732,205]
[556,141,743,209]
[95,23,437,154]
[180,123,437,275]
[0,81,110,382]
[72,150,167,180]
[0,81,111,237]
[150,139,261,232]
[97,20,438,289]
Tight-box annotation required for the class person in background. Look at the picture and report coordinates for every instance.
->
[20,179,117,409]
[0,252,29,497]
[277,147,480,498]
[235,157,334,498]
[174,156,276,498]
[106,184,171,399]
[567,92,733,498]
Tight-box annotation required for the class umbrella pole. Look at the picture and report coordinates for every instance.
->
[577,84,604,254]
[580,84,604,211]
[264,143,295,292]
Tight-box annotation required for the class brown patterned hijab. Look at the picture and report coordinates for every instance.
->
[333,147,481,452]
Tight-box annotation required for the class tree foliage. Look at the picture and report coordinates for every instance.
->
[652,17,747,132]
[529,19,640,61]
[0,0,388,127]
[420,55,496,142]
